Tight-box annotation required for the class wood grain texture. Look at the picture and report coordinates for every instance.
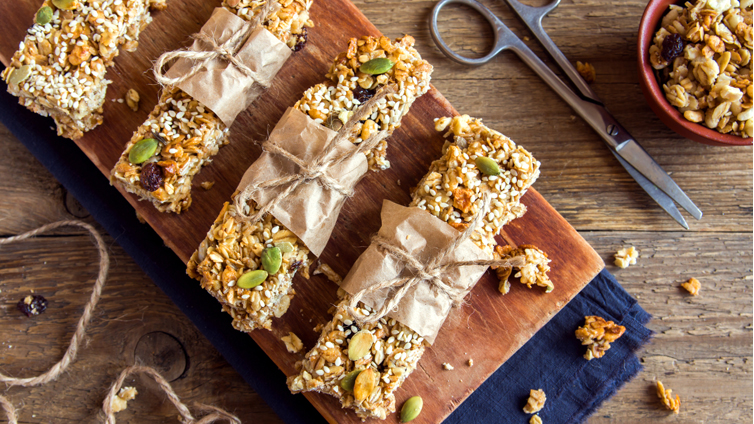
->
[1,0,751,423]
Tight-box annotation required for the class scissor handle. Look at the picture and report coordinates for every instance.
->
[429,0,509,66]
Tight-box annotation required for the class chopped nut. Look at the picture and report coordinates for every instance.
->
[281,332,304,353]
[200,181,215,191]
[493,244,553,294]
[614,246,639,269]
[576,61,596,83]
[125,88,140,112]
[111,386,138,413]
[523,389,546,414]
[442,362,454,370]
[656,381,681,414]
[575,316,626,360]
[681,277,701,295]
[530,415,543,424]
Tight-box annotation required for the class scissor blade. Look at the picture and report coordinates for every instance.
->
[614,140,702,220]
[610,150,689,229]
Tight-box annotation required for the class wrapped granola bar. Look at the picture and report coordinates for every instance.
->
[286,115,541,420]
[110,0,313,213]
[1,0,166,140]
[186,35,433,332]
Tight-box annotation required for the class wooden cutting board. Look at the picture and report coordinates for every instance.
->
[0,1,604,423]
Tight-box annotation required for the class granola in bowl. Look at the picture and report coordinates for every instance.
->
[649,0,752,138]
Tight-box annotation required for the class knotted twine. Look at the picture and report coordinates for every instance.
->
[346,194,526,326]
[153,1,277,87]
[1,221,239,422]
[233,84,396,224]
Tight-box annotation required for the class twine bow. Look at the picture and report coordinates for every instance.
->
[153,2,277,87]
[233,85,396,224]
[347,194,526,326]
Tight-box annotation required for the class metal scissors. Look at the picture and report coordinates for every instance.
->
[429,0,702,229]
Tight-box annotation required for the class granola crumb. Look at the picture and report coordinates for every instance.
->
[135,211,146,224]
[530,414,543,424]
[656,381,681,414]
[575,316,626,360]
[313,262,343,285]
[523,389,546,414]
[681,277,701,296]
[125,88,140,112]
[111,386,138,413]
[200,180,215,191]
[281,332,304,353]
[614,246,639,269]
[442,362,454,370]
[467,359,473,367]
[493,244,553,294]
[576,61,596,83]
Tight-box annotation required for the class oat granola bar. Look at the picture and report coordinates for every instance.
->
[1,0,166,140]
[286,115,540,420]
[109,0,313,213]
[186,35,433,332]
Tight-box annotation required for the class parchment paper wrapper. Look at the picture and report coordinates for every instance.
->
[340,201,490,343]
[237,107,368,256]
[166,7,292,126]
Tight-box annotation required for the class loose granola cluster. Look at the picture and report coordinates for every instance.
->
[110,0,313,213]
[650,0,752,137]
[656,380,681,413]
[1,0,166,139]
[187,197,311,332]
[575,316,626,360]
[294,35,433,170]
[523,389,547,414]
[493,244,553,295]
[614,246,639,269]
[681,276,702,295]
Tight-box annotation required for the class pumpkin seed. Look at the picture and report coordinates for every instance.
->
[275,241,294,253]
[261,247,282,275]
[348,330,373,361]
[475,156,501,176]
[36,6,53,25]
[237,270,268,289]
[359,58,394,75]
[339,369,362,392]
[8,65,32,87]
[52,0,78,10]
[128,138,159,164]
[353,367,376,401]
[400,396,423,422]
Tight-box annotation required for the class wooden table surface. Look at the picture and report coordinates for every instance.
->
[0,0,751,423]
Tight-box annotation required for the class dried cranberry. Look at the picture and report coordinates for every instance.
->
[661,33,684,62]
[292,28,308,52]
[353,86,375,103]
[17,295,48,317]
[140,162,164,192]
[289,260,303,273]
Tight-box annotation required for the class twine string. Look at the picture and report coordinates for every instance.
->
[0,395,17,424]
[153,1,278,87]
[233,85,396,225]
[347,195,526,325]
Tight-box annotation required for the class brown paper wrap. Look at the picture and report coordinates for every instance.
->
[340,201,490,343]
[163,7,291,126]
[236,108,369,256]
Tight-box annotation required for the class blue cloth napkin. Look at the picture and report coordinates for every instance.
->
[1,86,652,424]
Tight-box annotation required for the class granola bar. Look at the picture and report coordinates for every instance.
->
[109,0,313,213]
[186,35,432,332]
[1,0,166,140]
[287,115,540,420]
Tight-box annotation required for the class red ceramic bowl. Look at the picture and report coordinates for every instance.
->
[637,0,752,146]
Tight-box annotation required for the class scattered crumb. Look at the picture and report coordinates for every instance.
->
[313,262,343,285]
[493,244,553,294]
[467,359,473,367]
[116,98,124,103]
[125,88,140,112]
[396,179,401,186]
[656,381,680,414]
[313,323,324,333]
[614,246,639,269]
[17,294,48,317]
[281,332,304,353]
[523,389,546,414]
[530,415,543,424]
[111,386,138,413]
[575,316,626,360]
[523,36,530,41]
[681,277,701,296]
[135,211,146,224]
[200,180,215,191]
[442,362,454,370]
[576,61,596,83]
